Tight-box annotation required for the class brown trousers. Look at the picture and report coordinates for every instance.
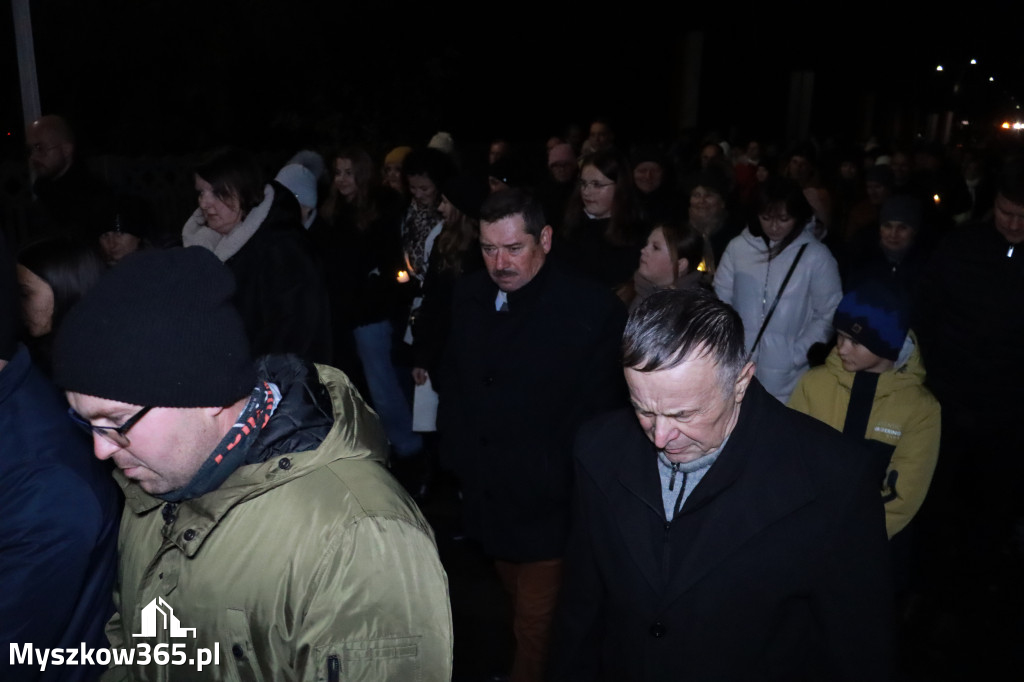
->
[494,558,564,682]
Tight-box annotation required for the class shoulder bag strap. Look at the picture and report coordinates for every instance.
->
[747,243,809,360]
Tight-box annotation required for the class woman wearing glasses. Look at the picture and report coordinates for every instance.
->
[561,150,642,290]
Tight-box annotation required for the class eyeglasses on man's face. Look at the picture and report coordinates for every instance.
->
[68,405,153,448]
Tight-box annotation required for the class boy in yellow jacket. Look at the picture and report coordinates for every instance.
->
[789,282,940,541]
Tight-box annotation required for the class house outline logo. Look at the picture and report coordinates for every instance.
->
[133,597,197,638]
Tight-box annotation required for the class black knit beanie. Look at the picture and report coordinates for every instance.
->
[53,246,255,406]
[879,195,922,232]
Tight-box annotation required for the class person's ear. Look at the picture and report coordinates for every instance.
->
[733,361,755,403]
[540,225,553,254]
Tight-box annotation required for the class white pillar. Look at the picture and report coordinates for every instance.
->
[12,0,41,129]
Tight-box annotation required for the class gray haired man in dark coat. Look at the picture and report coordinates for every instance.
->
[551,288,893,681]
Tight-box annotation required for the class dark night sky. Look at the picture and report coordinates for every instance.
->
[4,1,1022,158]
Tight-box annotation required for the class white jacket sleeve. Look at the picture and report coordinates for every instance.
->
[713,242,737,305]
[793,245,842,365]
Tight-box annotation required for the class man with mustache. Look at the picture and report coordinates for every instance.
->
[439,188,626,682]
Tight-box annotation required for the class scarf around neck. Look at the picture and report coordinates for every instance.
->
[158,381,281,502]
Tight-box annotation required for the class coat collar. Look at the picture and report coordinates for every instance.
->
[823,331,923,397]
[468,260,553,311]
[120,363,389,558]
[609,427,666,593]
[607,380,817,599]
[666,380,817,599]
[181,183,276,262]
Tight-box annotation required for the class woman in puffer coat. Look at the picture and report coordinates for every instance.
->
[714,178,841,402]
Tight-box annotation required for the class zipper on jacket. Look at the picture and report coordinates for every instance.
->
[673,471,689,520]
[668,462,680,491]
[327,654,340,682]
[761,257,773,317]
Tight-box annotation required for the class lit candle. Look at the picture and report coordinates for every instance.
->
[397,270,410,284]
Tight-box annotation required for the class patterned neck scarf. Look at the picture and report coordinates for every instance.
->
[158,381,281,502]
[402,202,442,277]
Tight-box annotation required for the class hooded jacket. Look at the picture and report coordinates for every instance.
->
[788,333,940,538]
[714,225,842,403]
[102,360,452,681]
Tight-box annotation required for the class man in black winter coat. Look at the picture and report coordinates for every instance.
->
[550,289,893,682]
[439,188,626,682]
[25,115,113,244]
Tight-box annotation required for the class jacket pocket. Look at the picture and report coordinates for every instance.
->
[224,608,266,682]
[314,636,421,682]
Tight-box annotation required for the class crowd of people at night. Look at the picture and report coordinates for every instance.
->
[3,111,1023,681]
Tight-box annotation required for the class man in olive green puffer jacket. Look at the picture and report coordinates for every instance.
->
[52,247,453,681]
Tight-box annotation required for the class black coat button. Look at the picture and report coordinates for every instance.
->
[279,457,292,470]
[483,376,494,386]
[232,644,244,659]
[183,529,196,541]
[663,522,671,531]
[649,622,666,638]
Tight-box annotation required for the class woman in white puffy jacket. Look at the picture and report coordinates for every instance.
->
[714,178,842,403]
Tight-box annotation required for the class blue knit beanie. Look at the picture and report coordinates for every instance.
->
[833,282,909,361]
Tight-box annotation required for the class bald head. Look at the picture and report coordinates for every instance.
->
[27,115,75,179]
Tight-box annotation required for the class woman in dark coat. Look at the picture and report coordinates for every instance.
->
[561,151,643,291]
[182,148,332,363]
[314,147,423,460]
[411,173,488,388]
